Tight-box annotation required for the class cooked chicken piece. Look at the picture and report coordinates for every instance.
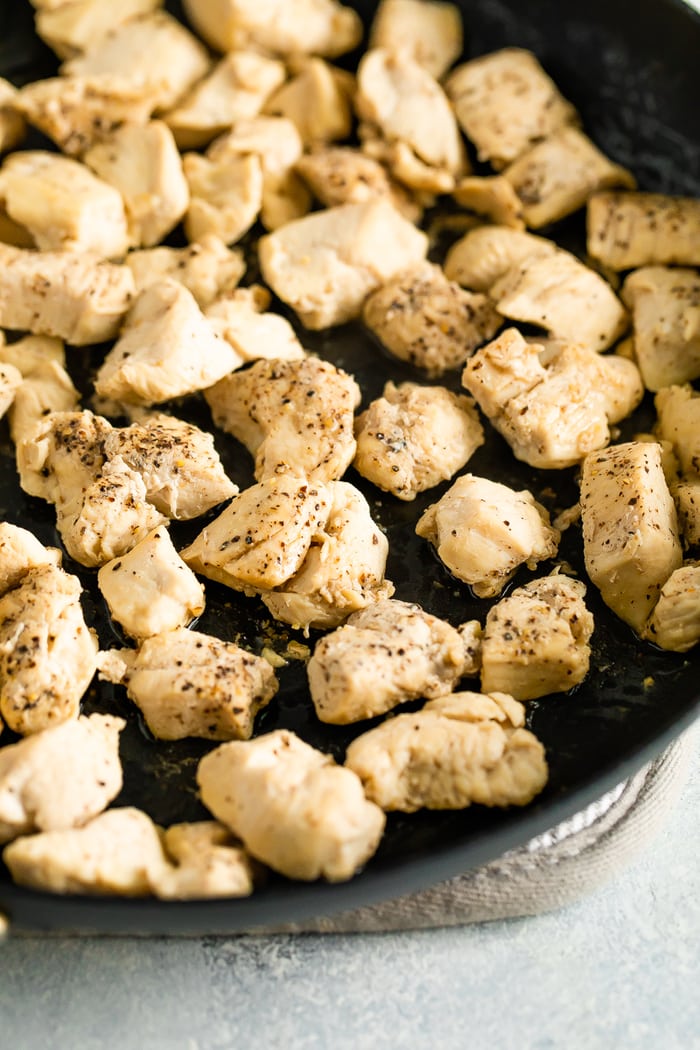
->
[643,564,700,653]
[295,146,421,222]
[587,191,700,269]
[183,149,263,245]
[2,807,169,896]
[261,480,393,630]
[17,74,156,157]
[345,690,548,811]
[655,385,700,477]
[163,51,286,150]
[205,288,305,363]
[369,0,463,79]
[0,563,98,735]
[197,730,385,882]
[621,267,700,391]
[0,522,61,597]
[0,714,124,844]
[491,249,628,352]
[452,175,524,229]
[444,224,557,292]
[97,526,205,640]
[126,236,245,308]
[182,0,362,58]
[258,199,428,329]
[205,356,360,483]
[181,475,333,594]
[362,262,502,377]
[17,408,111,504]
[0,151,130,258]
[416,474,560,598]
[154,821,257,900]
[580,441,682,632]
[63,12,210,113]
[354,382,484,500]
[35,0,162,58]
[459,620,483,677]
[356,48,467,193]
[673,479,700,548]
[94,280,239,406]
[83,121,189,248]
[0,244,134,345]
[0,206,34,248]
[8,360,80,446]
[0,363,21,420]
[0,333,65,376]
[0,79,25,155]
[307,598,469,724]
[264,58,352,146]
[98,627,277,741]
[446,48,578,169]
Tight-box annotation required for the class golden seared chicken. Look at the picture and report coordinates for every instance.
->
[0,522,60,596]
[446,48,578,169]
[362,262,502,376]
[655,385,700,477]
[580,442,683,632]
[295,146,420,221]
[369,0,463,79]
[0,714,124,844]
[0,79,25,154]
[643,564,700,653]
[183,147,263,246]
[444,224,556,292]
[354,382,484,500]
[588,191,700,269]
[0,335,79,446]
[205,356,360,483]
[197,730,385,882]
[264,58,353,147]
[126,235,245,308]
[0,150,130,258]
[480,575,594,700]
[94,280,239,406]
[98,627,277,741]
[416,474,560,598]
[258,199,428,329]
[33,0,162,59]
[205,287,305,363]
[621,267,700,391]
[451,175,524,228]
[0,363,21,420]
[345,691,548,811]
[307,598,471,724]
[154,822,257,900]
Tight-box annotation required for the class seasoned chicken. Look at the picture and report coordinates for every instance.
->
[183,149,263,246]
[587,191,700,270]
[0,563,98,735]
[643,564,700,653]
[0,714,124,844]
[0,244,134,345]
[580,442,683,632]
[261,480,394,629]
[205,287,305,363]
[452,175,524,229]
[264,58,352,146]
[362,262,502,377]
[655,385,700,477]
[197,730,385,882]
[94,280,239,406]
[621,267,700,391]
[444,225,556,292]
[491,249,628,353]
[416,474,560,598]
[307,598,470,724]
[446,48,578,169]
[5,354,79,447]
[205,356,360,483]
[17,408,111,504]
[369,0,463,79]
[83,121,189,248]
[97,526,205,640]
[345,690,548,811]
[98,627,277,741]
[0,79,25,154]
[0,363,21,420]
[295,146,421,221]
[0,150,130,258]
[0,522,60,596]
[35,0,162,59]
[126,235,245,308]
[258,199,428,329]
[154,821,257,900]
[354,382,484,500]
[674,479,700,549]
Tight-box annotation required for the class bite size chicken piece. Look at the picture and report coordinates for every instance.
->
[452,175,524,229]
[345,690,548,812]
[34,0,162,59]
[354,382,484,500]
[621,267,700,391]
[97,526,205,640]
[205,287,305,364]
[0,244,134,345]
[258,199,428,329]
[261,480,393,630]
[126,235,245,309]
[369,0,463,79]
[0,714,124,845]
[362,262,502,377]
[0,150,130,258]
[416,474,560,598]
[673,479,700,549]
[0,363,21,420]
[0,522,61,596]
[205,356,360,483]
[491,249,628,353]
[0,79,26,155]
[587,191,700,270]
[154,822,257,900]
[183,149,263,246]
[197,730,385,882]
[356,48,468,194]
[643,564,700,653]
[446,48,578,170]
[0,563,98,735]
[17,407,111,504]
[83,121,189,249]
[444,224,557,292]
[94,280,239,406]
[62,12,210,113]
[295,146,421,222]
[264,58,352,147]
[182,0,362,58]
[98,627,277,742]
[307,598,470,724]
[655,385,700,477]
[581,442,683,632]
[5,349,79,446]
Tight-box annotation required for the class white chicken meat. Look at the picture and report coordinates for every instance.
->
[587,191,700,270]
[34,0,162,59]
[643,564,700,653]
[205,287,305,364]
[444,224,557,292]
[621,266,700,391]
[369,0,463,80]
[126,235,245,309]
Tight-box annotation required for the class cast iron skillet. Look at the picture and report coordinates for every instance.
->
[0,0,698,935]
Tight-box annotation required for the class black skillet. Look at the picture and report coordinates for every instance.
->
[0,0,698,935]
